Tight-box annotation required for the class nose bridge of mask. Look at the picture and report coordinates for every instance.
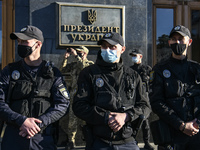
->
[107,48,118,55]
[101,48,111,54]
[105,48,111,51]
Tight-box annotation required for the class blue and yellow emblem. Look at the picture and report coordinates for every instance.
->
[149,71,154,82]
[11,70,20,80]
[58,83,70,99]
[163,69,171,78]
[96,78,104,87]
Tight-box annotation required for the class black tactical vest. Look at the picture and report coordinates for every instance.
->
[90,64,136,111]
[7,60,55,118]
[89,64,137,141]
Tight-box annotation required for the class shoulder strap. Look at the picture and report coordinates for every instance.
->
[123,66,136,99]
[89,64,119,96]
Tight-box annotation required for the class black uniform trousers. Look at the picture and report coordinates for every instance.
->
[88,138,140,150]
[142,118,151,143]
[158,131,200,150]
[1,125,56,150]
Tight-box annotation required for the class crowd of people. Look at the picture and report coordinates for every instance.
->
[0,24,198,150]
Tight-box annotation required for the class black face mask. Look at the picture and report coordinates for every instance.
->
[170,43,186,55]
[17,42,37,58]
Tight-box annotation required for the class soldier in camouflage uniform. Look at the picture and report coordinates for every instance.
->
[60,46,94,150]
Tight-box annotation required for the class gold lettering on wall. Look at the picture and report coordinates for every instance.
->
[107,27,113,33]
[77,25,82,32]
[78,34,84,41]
[71,25,76,32]
[71,34,77,42]
[69,33,105,42]
[62,25,120,42]
[88,26,94,32]
[63,25,120,33]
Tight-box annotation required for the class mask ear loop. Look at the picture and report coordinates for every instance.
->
[31,41,38,52]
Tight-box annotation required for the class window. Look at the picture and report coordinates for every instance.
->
[153,0,200,64]
[156,8,174,63]
[191,10,200,62]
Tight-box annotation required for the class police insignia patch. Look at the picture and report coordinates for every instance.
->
[174,26,181,31]
[58,84,70,99]
[11,70,20,80]
[105,33,111,37]
[149,71,154,82]
[163,69,171,78]
[96,78,104,87]
[62,91,70,99]
[20,27,27,32]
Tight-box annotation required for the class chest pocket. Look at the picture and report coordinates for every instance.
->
[95,91,121,111]
[164,79,186,98]
[10,80,33,100]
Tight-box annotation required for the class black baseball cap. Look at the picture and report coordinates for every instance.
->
[169,25,191,38]
[129,49,143,56]
[97,32,124,46]
[10,25,44,43]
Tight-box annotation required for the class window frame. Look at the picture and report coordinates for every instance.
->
[152,0,184,65]
[2,0,15,69]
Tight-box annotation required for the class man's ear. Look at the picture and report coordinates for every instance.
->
[121,46,126,54]
[188,39,192,46]
[36,41,42,49]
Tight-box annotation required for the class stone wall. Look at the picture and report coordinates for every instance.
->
[14,0,152,68]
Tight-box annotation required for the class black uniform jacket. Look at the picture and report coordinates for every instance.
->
[131,63,152,92]
[0,60,70,130]
[150,56,200,130]
[130,63,152,82]
[73,51,151,141]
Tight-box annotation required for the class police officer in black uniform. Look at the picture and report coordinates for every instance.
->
[129,49,154,150]
[150,25,200,150]
[72,32,151,150]
[0,25,70,150]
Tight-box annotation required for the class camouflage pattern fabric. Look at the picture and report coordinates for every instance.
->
[59,55,94,146]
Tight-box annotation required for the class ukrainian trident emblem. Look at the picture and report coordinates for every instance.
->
[88,9,97,24]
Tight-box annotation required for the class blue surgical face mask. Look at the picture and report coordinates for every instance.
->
[101,49,118,63]
[132,56,139,63]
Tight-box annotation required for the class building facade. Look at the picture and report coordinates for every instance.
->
[2,0,200,68]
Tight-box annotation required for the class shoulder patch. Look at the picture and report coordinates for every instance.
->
[58,83,70,99]
[163,69,171,78]
[96,78,104,87]
[11,70,20,80]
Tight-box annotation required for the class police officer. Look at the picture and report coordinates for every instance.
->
[72,32,151,150]
[60,46,94,149]
[0,25,70,150]
[150,25,200,150]
[129,49,154,150]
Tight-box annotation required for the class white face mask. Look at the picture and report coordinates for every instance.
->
[132,56,139,63]
[101,48,118,63]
